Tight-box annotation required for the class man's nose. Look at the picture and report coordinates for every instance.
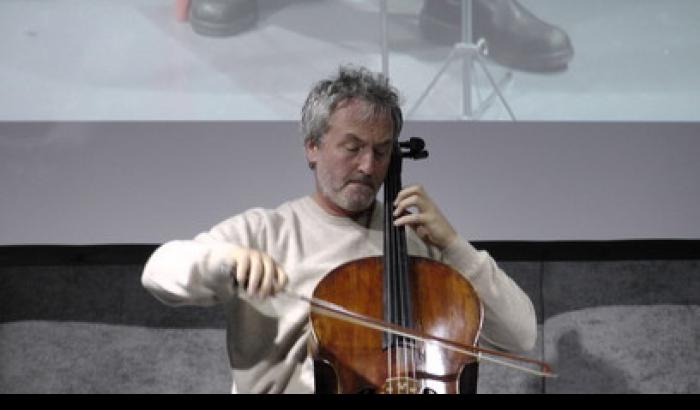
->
[356,150,377,175]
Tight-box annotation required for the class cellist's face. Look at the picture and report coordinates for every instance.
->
[306,98,394,215]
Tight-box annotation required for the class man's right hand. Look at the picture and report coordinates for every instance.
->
[229,247,288,299]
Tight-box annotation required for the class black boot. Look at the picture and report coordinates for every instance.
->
[419,0,574,72]
[189,0,258,37]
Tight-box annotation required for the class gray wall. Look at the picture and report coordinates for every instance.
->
[1,121,699,244]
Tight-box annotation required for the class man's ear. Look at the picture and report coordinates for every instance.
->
[304,138,319,169]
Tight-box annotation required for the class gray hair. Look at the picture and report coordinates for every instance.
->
[300,65,403,146]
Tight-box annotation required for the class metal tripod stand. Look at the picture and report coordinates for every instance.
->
[404,0,516,120]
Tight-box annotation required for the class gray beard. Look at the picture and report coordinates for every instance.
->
[317,171,375,213]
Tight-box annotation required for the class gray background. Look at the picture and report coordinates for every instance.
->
[2,121,700,244]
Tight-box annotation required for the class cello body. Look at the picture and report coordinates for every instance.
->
[309,255,483,394]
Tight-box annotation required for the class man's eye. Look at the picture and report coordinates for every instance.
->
[345,145,360,152]
[374,148,389,158]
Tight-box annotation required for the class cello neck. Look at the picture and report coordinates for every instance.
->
[383,144,413,348]
[382,138,428,348]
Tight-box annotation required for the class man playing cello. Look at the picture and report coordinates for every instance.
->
[141,65,537,393]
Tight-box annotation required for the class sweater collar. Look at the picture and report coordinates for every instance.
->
[302,195,382,230]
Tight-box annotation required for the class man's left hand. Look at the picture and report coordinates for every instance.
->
[393,184,459,250]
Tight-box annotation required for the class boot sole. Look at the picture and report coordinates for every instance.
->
[419,12,573,73]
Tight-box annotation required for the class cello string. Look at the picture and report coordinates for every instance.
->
[398,229,414,386]
[399,228,418,385]
[393,212,404,385]
[386,165,396,390]
[391,150,411,388]
[398,194,413,388]
[391,172,404,390]
[387,250,393,391]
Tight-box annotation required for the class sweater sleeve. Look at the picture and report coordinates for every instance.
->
[141,239,239,307]
[141,212,262,307]
[440,237,537,353]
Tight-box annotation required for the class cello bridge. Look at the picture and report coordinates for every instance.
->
[381,377,420,394]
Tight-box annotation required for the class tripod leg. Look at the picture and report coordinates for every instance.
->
[408,47,462,117]
[475,55,517,121]
[472,71,513,119]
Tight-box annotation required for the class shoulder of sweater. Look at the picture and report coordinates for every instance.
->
[210,197,307,231]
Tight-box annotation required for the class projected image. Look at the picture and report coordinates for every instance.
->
[0,0,698,121]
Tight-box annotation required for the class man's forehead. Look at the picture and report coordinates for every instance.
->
[334,98,390,120]
[334,97,369,111]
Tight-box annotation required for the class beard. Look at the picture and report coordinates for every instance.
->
[316,167,378,213]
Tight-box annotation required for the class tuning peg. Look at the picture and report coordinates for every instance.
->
[399,137,425,152]
[399,137,428,160]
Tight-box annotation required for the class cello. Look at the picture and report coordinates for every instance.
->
[306,136,485,394]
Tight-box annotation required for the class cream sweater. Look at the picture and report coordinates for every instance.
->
[141,196,536,393]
